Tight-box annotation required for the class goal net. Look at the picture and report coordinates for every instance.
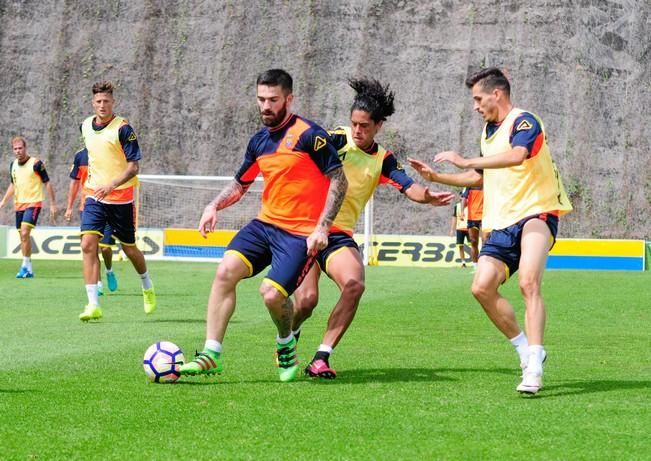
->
[137,175,264,230]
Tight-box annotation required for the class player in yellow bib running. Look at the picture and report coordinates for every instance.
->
[293,78,454,379]
[409,68,572,394]
[78,81,156,321]
[0,136,57,278]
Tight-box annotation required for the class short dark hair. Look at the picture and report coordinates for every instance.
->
[349,78,395,123]
[465,67,510,97]
[92,80,114,95]
[256,69,293,94]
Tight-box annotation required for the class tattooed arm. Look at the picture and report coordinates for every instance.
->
[198,180,250,238]
[306,167,348,254]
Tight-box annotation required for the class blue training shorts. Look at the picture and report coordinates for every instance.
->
[315,232,359,275]
[16,207,41,229]
[225,219,315,297]
[456,229,469,246]
[80,210,116,246]
[479,213,559,279]
[80,197,136,245]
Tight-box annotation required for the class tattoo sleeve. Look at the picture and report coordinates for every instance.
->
[317,167,348,230]
[208,180,249,210]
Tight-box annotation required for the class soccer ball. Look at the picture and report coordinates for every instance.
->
[143,341,185,383]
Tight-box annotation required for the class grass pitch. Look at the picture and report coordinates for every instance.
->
[1,259,649,460]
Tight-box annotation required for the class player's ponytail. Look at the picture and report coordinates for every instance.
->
[348,78,395,123]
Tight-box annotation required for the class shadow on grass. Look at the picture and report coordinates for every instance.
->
[334,366,515,384]
[0,389,35,393]
[534,379,651,398]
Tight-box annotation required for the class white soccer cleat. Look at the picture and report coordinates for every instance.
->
[520,349,547,377]
[517,370,543,394]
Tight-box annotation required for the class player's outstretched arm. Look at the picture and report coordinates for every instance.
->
[198,179,249,238]
[408,157,482,188]
[0,183,14,209]
[404,183,455,206]
[306,167,348,254]
[434,147,528,169]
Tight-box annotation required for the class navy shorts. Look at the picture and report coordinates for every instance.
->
[455,229,469,246]
[479,213,559,278]
[80,210,116,246]
[467,220,482,230]
[316,232,360,274]
[225,219,315,297]
[16,207,41,229]
[81,198,136,245]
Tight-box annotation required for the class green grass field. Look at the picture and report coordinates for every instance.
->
[1,259,649,460]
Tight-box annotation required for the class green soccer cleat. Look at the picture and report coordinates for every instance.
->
[97,284,104,296]
[143,287,156,314]
[179,350,223,376]
[276,338,299,382]
[79,304,103,322]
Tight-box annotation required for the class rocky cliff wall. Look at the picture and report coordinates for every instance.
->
[0,0,649,237]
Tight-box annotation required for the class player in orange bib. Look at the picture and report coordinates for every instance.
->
[180,69,348,383]
[0,136,57,278]
[409,68,572,394]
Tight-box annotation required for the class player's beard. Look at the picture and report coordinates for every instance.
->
[260,103,288,128]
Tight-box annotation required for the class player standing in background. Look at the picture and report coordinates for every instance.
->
[0,136,57,278]
[64,147,118,295]
[409,67,572,394]
[464,185,484,270]
[293,78,454,379]
[78,80,155,321]
[180,69,347,383]
[450,190,469,267]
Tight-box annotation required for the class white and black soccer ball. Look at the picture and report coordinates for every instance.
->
[143,341,185,383]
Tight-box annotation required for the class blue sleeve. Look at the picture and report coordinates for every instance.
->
[510,113,542,154]
[234,134,262,185]
[69,150,83,179]
[298,126,342,174]
[327,127,348,151]
[382,153,414,192]
[33,160,50,183]
[118,124,142,162]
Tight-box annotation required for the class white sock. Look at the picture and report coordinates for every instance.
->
[527,345,545,375]
[318,344,334,354]
[510,331,529,365]
[139,271,153,290]
[292,327,302,337]
[85,284,99,306]
[204,340,222,354]
[23,257,32,271]
[277,334,294,345]
[97,281,103,290]
[106,268,113,275]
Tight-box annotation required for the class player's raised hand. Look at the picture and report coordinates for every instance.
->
[198,205,218,238]
[434,151,467,168]
[425,189,455,206]
[306,227,328,255]
[407,157,434,181]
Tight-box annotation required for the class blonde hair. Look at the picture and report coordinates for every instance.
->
[10,136,27,147]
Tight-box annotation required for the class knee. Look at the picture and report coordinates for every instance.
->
[471,280,491,303]
[81,238,96,254]
[342,278,365,302]
[295,290,319,313]
[519,276,540,299]
[19,228,30,241]
[259,284,285,308]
